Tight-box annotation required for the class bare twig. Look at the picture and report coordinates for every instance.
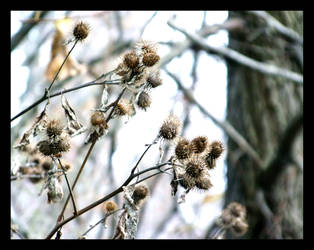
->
[57,158,78,216]
[167,19,303,84]
[139,11,158,38]
[56,87,127,223]
[164,69,264,169]
[247,11,303,45]
[45,161,171,239]
[11,73,120,122]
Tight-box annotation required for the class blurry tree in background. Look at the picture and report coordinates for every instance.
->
[10,11,303,239]
[223,11,303,239]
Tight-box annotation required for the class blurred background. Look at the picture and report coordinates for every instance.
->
[10,11,303,239]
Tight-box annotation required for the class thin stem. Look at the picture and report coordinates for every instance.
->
[56,87,127,223]
[57,141,96,222]
[11,77,121,122]
[45,162,171,239]
[57,158,78,216]
[79,209,121,238]
[47,39,78,92]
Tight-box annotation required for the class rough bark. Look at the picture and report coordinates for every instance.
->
[225,11,303,239]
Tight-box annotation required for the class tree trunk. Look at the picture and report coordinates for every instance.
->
[225,11,303,239]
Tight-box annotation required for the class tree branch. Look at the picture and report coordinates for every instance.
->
[247,11,303,45]
[258,113,303,191]
[167,19,303,84]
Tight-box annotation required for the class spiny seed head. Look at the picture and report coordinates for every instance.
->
[190,136,208,154]
[115,99,135,117]
[175,138,192,160]
[231,218,248,236]
[147,71,162,88]
[37,135,70,157]
[142,52,160,67]
[46,119,63,138]
[185,157,206,179]
[73,21,90,41]
[132,184,149,204]
[178,173,195,190]
[227,202,247,220]
[220,209,234,228]
[104,200,118,213]
[195,173,213,190]
[210,141,224,159]
[137,91,151,110]
[159,114,182,141]
[90,111,108,128]
[123,51,140,69]
[136,40,157,54]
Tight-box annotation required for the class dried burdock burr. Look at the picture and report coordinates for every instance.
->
[219,209,234,228]
[104,200,118,213]
[46,119,63,138]
[90,111,108,128]
[37,134,70,157]
[132,184,149,205]
[227,202,247,220]
[147,71,162,88]
[204,140,224,169]
[159,114,182,141]
[178,173,196,190]
[142,52,160,67]
[190,136,208,154]
[195,172,213,191]
[123,51,140,69]
[210,141,224,159]
[114,99,135,117]
[175,138,192,160]
[230,218,248,236]
[73,21,90,42]
[185,157,206,179]
[137,91,151,110]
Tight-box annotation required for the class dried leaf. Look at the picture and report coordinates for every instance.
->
[14,103,48,149]
[61,94,86,137]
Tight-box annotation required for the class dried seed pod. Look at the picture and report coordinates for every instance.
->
[178,173,195,190]
[137,91,151,110]
[230,218,248,236]
[142,52,160,67]
[190,136,208,154]
[123,51,140,69]
[104,200,118,213]
[132,184,149,205]
[136,40,157,54]
[37,134,70,157]
[159,114,182,141]
[219,209,234,228]
[147,71,162,88]
[185,157,206,179]
[46,119,63,138]
[175,138,192,160]
[73,21,90,41]
[204,141,224,169]
[195,172,213,191]
[227,202,247,220]
[114,99,135,117]
[90,111,107,128]
[210,141,224,159]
